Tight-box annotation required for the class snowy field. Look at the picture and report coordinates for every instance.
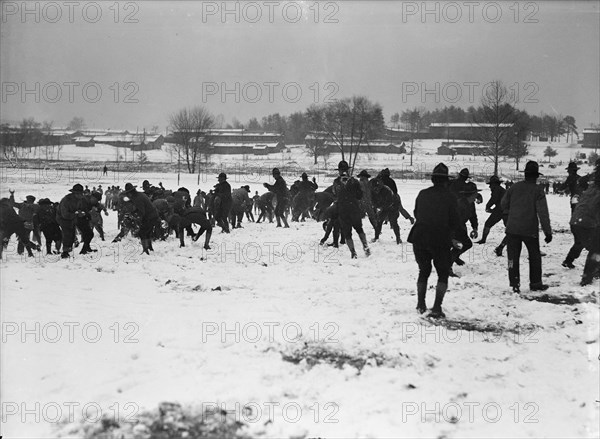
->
[1,164,599,439]
[10,136,596,182]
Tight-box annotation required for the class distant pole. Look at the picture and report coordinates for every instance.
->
[177,147,181,186]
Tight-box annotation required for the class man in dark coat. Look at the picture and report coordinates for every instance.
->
[256,192,274,223]
[449,168,471,196]
[264,168,290,228]
[57,183,87,258]
[332,160,370,258]
[313,190,335,222]
[319,202,343,248]
[357,170,377,232]
[230,186,251,228]
[561,162,585,211]
[379,168,398,194]
[451,182,480,271]
[213,173,232,233]
[407,163,460,318]
[371,177,414,244]
[292,172,318,221]
[76,192,98,254]
[9,192,41,254]
[123,183,160,254]
[0,198,40,258]
[561,162,590,269]
[500,161,552,293]
[477,175,506,244]
[37,198,62,254]
[564,160,600,276]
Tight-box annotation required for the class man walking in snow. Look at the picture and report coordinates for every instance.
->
[264,168,290,228]
[407,163,460,318]
[500,161,552,293]
[477,175,506,245]
[333,160,370,259]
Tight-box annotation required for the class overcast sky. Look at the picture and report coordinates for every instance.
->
[1,1,599,132]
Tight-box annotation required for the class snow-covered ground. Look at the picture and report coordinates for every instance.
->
[1,159,599,438]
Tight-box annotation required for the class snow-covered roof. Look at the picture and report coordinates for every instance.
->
[429,123,514,128]
[582,128,600,133]
[212,142,280,148]
[74,137,94,142]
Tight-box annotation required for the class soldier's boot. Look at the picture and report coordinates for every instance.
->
[428,282,447,319]
[141,239,150,255]
[346,237,358,259]
[416,282,427,314]
[392,224,401,244]
[282,215,290,228]
[204,229,212,250]
[495,237,507,257]
[358,232,370,257]
[477,227,491,244]
[148,240,154,252]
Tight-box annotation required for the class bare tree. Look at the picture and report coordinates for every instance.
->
[563,115,577,143]
[401,107,424,166]
[306,96,384,175]
[67,117,86,131]
[476,80,518,176]
[168,106,215,173]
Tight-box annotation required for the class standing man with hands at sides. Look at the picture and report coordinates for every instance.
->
[407,163,460,319]
[501,161,552,293]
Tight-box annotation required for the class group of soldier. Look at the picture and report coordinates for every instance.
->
[1,158,599,319]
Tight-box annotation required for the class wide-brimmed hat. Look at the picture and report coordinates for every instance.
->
[566,162,580,171]
[242,185,250,191]
[357,170,371,178]
[123,183,137,193]
[217,172,227,180]
[459,168,470,178]
[522,161,543,176]
[25,195,36,202]
[338,161,349,171]
[380,168,391,177]
[431,163,449,177]
[69,184,84,193]
[487,175,501,185]
[38,198,52,205]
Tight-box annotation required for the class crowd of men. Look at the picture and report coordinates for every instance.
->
[1,158,598,319]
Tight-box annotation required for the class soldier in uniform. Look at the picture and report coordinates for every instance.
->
[122,183,160,254]
[264,168,290,228]
[213,173,232,233]
[407,163,460,318]
[332,160,370,258]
